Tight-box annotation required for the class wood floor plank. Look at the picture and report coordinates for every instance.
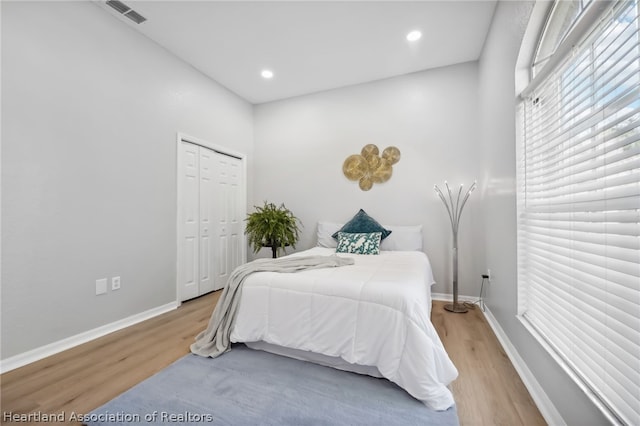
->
[432,301,546,426]
[1,293,546,425]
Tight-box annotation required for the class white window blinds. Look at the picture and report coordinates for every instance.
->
[518,0,640,424]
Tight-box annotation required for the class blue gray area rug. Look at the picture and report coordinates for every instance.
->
[86,344,459,425]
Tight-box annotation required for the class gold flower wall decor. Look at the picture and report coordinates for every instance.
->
[342,144,401,191]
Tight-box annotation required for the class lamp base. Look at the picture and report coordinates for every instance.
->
[444,303,468,313]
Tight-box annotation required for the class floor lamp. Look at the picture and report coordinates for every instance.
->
[434,181,476,313]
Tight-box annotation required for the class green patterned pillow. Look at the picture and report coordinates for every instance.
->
[336,232,382,255]
[332,209,392,241]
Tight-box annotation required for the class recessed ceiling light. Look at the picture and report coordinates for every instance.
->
[261,69,274,79]
[406,30,422,42]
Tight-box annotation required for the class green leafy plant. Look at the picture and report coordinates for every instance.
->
[245,202,302,258]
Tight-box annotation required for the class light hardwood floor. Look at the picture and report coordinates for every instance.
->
[1,292,545,425]
[431,302,546,426]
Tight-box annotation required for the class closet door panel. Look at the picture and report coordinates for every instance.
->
[198,148,216,294]
[228,158,243,274]
[213,153,244,291]
[214,154,230,291]
[178,142,200,301]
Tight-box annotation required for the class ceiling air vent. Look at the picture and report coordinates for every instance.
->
[105,0,147,24]
[124,10,146,24]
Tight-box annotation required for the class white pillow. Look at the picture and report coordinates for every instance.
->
[380,225,423,251]
[317,221,423,251]
[316,221,343,248]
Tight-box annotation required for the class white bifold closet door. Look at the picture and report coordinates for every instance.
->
[178,141,245,301]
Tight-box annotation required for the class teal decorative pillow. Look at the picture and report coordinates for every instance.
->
[332,209,392,241]
[336,232,382,255]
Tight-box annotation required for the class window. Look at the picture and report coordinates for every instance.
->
[517,1,640,425]
[532,0,591,77]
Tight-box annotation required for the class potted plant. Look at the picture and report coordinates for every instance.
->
[245,201,302,258]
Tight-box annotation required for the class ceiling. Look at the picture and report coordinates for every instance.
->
[98,1,497,104]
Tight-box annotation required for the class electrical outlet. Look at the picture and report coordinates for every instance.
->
[96,278,108,295]
[112,276,121,291]
[487,269,492,280]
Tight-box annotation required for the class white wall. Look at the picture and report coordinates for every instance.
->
[478,2,609,424]
[1,2,253,359]
[253,63,485,296]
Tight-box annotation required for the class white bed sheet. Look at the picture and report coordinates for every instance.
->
[230,247,458,410]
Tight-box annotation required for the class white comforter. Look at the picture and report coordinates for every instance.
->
[230,247,458,410]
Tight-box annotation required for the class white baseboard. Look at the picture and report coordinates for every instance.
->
[0,301,179,374]
[432,292,477,303]
[432,292,564,425]
[482,307,566,426]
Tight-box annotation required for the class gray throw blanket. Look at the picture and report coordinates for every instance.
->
[190,254,354,358]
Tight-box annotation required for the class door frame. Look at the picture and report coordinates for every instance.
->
[176,132,248,304]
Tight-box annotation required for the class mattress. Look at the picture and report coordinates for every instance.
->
[230,247,458,410]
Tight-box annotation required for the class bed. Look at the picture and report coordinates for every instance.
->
[228,219,459,411]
